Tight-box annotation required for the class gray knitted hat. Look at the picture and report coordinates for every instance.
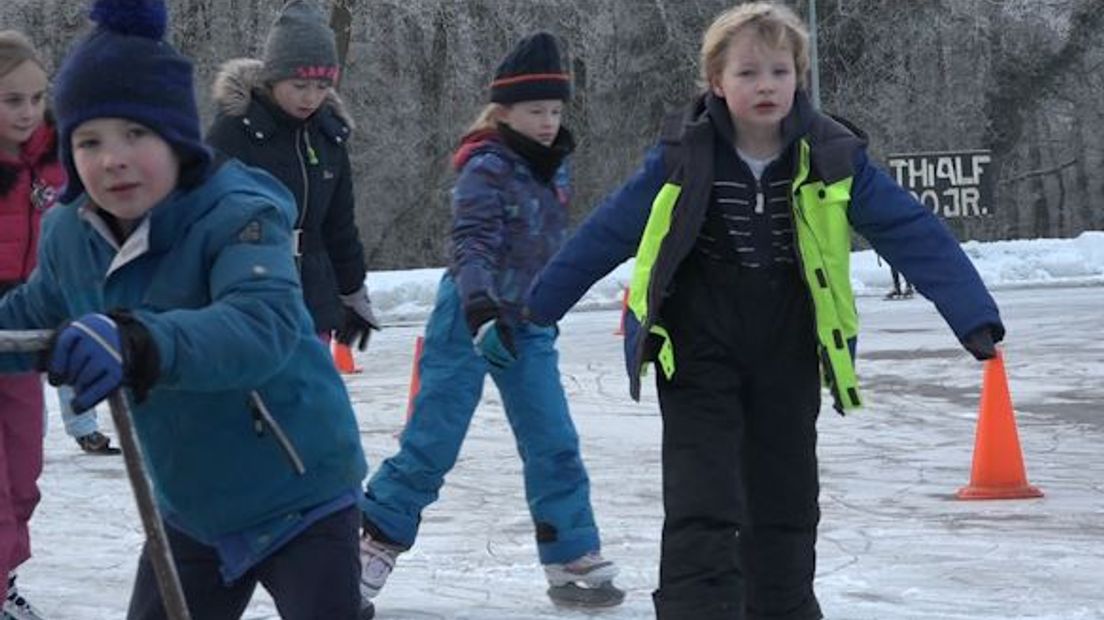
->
[261,0,339,83]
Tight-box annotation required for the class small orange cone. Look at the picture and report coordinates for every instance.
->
[404,336,426,423]
[393,336,426,440]
[332,340,362,374]
[956,350,1043,500]
[613,287,629,336]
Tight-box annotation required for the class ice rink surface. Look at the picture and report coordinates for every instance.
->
[23,285,1104,619]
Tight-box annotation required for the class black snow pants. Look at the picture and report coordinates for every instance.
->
[651,254,824,620]
[127,505,361,620]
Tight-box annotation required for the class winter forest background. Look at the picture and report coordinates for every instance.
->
[2,0,1101,269]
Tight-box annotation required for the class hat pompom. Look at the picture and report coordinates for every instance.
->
[89,0,168,39]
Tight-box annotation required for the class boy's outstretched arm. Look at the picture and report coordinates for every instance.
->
[847,151,1004,353]
[526,145,667,325]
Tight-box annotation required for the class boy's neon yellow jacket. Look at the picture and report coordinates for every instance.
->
[527,91,1003,412]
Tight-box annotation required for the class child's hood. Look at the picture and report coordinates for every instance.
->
[700,90,816,151]
[664,90,866,182]
[0,121,58,198]
[0,119,57,167]
[451,129,502,172]
[210,58,355,131]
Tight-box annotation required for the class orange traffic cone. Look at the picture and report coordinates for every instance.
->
[332,340,362,374]
[405,335,425,422]
[613,287,629,336]
[956,350,1043,500]
[392,336,427,440]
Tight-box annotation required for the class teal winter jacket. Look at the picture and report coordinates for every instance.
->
[0,160,366,551]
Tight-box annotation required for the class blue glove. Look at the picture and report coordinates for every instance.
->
[474,320,517,369]
[463,292,517,369]
[46,314,125,413]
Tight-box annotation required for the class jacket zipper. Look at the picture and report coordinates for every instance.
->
[293,128,310,268]
[248,390,307,475]
[19,168,41,280]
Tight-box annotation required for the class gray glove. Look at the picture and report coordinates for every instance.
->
[336,286,380,351]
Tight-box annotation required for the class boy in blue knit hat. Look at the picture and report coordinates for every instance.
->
[0,1,371,617]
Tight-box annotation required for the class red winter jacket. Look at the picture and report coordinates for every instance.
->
[0,122,64,287]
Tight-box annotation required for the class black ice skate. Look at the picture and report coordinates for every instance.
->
[76,430,121,455]
[4,572,44,620]
[544,552,625,608]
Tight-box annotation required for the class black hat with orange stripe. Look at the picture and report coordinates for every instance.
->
[490,32,571,104]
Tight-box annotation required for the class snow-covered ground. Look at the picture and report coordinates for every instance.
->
[368,232,1104,324]
[19,234,1104,619]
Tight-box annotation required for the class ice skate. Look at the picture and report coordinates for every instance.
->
[4,573,44,620]
[359,533,402,600]
[544,552,624,608]
[75,430,121,455]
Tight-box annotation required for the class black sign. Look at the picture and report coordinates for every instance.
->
[886,150,993,218]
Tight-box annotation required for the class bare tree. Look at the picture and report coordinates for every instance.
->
[3,0,1101,266]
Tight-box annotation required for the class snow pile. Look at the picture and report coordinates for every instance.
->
[368,231,1104,323]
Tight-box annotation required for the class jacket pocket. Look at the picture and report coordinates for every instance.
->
[247,390,306,475]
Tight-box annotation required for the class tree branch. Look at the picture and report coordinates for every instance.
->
[999,157,1078,184]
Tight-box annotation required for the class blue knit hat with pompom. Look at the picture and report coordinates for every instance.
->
[53,0,211,203]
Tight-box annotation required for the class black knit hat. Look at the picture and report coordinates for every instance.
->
[52,0,211,204]
[490,32,571,104]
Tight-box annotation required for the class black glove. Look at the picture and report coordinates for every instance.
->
[463,292,499,336]
[336,286,381,351]
[962,325,1001,361]
[45,310,159,412]
[464,293,517,367]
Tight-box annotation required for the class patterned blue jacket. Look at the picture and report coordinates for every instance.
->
[449,132,571,326]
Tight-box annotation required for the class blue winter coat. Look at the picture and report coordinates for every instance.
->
[449,132,571,326]
[0,160,366,549]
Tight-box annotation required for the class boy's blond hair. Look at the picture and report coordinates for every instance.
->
[700,2,810,91]
[0,30,44,78]
[463,103,507,137]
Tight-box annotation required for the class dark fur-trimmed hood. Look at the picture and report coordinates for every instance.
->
[210,58,355,131]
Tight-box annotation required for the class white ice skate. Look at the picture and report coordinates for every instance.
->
[4,573,44,620]
[544,552,625,608]
[359,534,402,600]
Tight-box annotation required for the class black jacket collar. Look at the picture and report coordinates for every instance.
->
[245,90,351,146]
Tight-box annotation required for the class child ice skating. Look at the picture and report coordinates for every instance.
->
[0,1,370,617]
[0,28,62,620]
[357,31,624,612]
[207,0,379,352]
[526,3,1004,619]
